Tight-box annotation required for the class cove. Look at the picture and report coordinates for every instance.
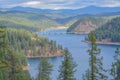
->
[28,29,120,80]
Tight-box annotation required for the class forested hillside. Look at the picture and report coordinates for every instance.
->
[7,28,64,58]
[67,16,119,34]
[0,11,60,32]
[94,17,120,42]
[1,27,65,80]
[0,26,32,80]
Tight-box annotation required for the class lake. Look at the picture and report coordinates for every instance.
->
[28,29,120,80]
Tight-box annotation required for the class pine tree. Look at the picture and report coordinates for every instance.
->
[82,69,91,80]
[37,57,52,80]
[0,26,8,69]
[0,26,8,80]
[58,48,76,80]
[88,32,107,80]
[7,50,22,80]
[0,27,32,80]
[111,48,120,80]
[6,49,32,80]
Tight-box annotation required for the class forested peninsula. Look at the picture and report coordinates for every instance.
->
[7,28,65,58]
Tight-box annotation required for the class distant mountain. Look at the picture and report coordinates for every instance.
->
[75,6,120,14]
[1,6,120,32]
[9,6,120,17]
[10,6,53,12]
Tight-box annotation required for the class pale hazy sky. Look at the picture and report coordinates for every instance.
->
[0,0,120,9]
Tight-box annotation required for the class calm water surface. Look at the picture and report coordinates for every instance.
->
[28,29,120,80]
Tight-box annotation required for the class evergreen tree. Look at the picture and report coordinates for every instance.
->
[6,49,32,80]
[0,26,8,69]
[0,26,8,80]
[37,57,52,80]
[82,69,91,80]
[58,48,76,80]
[0,27,32,80]
[7,50,21,80]
[88,32,107,80]
[110,48,120,80]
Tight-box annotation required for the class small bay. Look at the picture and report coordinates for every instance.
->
[28,29,120,80]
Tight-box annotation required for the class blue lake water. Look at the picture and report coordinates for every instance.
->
[28,29,120,80]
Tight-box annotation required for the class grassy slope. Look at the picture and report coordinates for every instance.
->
[0,11,60,31]
[67,15,120,34]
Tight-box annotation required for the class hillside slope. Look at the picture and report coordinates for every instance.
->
[7,28,64,57]
[94,17,120,42]
[67,17,108,34]
[0,11,60,32]
[67,16,118,34]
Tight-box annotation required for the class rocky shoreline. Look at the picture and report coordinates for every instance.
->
[83,40,120,46]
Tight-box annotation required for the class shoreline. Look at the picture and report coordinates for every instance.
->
[31,26,66,59]
[66,32,88,35]
[42,26,68,32]
[83,40,120,46]
[66,31,89,35]
[36,26,68,34]
[26,53,64,59]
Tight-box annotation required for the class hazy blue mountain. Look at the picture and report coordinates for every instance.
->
[75,6,120,14]
[10,6,53,12]
[0,6,120,31]
[10,6,120,16]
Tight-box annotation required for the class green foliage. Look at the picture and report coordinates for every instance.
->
[82,69,91,80]
[0,49,32,80]
[0,26,9,80]
[37,58,52,80]
[67,16,110,32]
[0,11,60,32]
[111,48,120,80]
[88,32,107,80]
[0,26,32,80]
[8,50,24,80]
[7,28,63,57]
[94,17,120,42]
[58,48,76,80]
[0,26,9,69]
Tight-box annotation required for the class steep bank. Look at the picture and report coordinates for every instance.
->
[67,16,114,34]
[93,17,120,42]
[68,20,96,34]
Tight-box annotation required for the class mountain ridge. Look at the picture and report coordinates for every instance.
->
[9,6,120,15]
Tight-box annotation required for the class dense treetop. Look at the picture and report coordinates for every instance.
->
[94,17,120,42]
[7,28,64,57]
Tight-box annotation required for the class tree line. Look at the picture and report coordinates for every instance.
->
[94,17,120,42]
[0,26,64,80]
[0,26,120,80]
[7,28,64,57]
[35,32,120,80]
[0,26,32,80]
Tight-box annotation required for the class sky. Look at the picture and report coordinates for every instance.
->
[0,0,120,9]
